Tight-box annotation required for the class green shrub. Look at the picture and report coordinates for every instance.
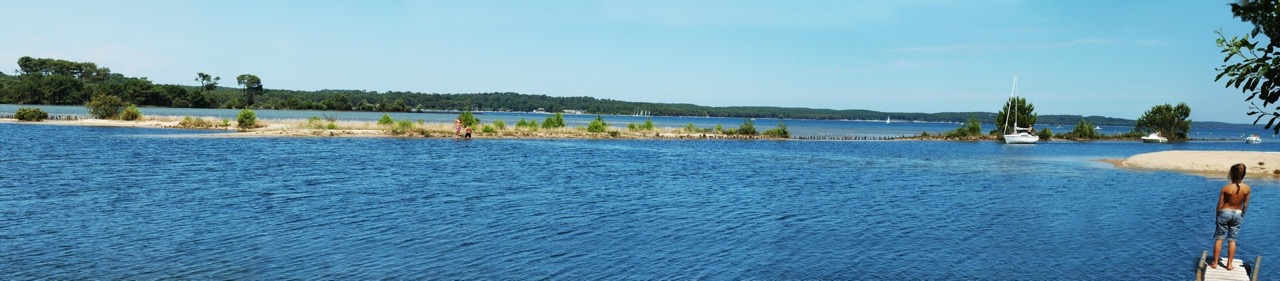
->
[1038,128,1054,140]
[642,118,655,130]
[516,118,528,127]
[326,122,337,130]
[14,107,48,121]
[493,119,506,130]
[458,111,480,127]
[763,122,789,138]
[715,124,724,134]
[391,120,414,135]
[378,113,394,125]
[120,105,143,121]
[482,124,497,133]
[221,119,230,127]
[542,113,565,128]
[237,108,257,130]
[608,130,621,137]
[179,116,214,128]
[525,119,539,130]
[945,116,984,138]
[86,94,127,119]
[1063,119,1100,139]
[737,119,757,135]
[587,115,608,133]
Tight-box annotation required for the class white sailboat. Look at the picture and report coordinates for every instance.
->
[886,116,891,124]
[1003,75,1039,144]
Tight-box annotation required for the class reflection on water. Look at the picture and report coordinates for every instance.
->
[1,123,1278,279]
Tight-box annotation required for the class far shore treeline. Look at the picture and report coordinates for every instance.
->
[2,56,1139,125]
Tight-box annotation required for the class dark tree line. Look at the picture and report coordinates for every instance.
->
[1,56,1145,125]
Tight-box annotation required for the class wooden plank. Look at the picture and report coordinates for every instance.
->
[1203,257,1250,281]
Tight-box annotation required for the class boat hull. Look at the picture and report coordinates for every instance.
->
[1246,137,1262,144]
[1003,133,1039,144]
[1141,137,1167,143]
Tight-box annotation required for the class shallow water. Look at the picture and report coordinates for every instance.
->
[2,122,1278,279]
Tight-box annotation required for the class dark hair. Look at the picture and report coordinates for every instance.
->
[1229,163,1247,184]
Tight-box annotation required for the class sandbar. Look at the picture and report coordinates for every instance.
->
[0,115,776,140]
[1109,150,1280,178]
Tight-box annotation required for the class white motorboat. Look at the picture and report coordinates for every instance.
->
[1002,75,1039,144]
[1246,134,1262,144]
[1141,132,1167,143]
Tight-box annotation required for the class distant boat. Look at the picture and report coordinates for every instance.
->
[886,116,891,124]
[1094,126,1102,130]
[1002,75,1039,144]
[1246,134,1262,144]
[1141,132,1168,143]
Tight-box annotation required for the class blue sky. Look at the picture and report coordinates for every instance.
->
[0,0,1261,122]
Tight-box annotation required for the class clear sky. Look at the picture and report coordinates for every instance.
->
[0,0,1262,122]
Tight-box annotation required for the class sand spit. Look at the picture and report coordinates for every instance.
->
[1110,150,1280,177]
[1,115,781,140]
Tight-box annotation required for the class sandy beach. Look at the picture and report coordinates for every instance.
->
[1110,150,1280,177]
[0,115,775,140]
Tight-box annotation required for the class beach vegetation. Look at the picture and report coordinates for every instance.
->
[237,108,257,130]
[1061,119,1101,139]
[945,115,984,138]
[737,119,757,135]
[993,96,1036,135]
[482,124,497,133]
[235,74,262,106]
[587,115,608,133]
[86,94,128,119]
[1134,103,1192,140]
[120,104,143,121]
[627,118,656,131]
[516,118,528,127]
[493,119,506,130]
[326,122,337,130]
[763,122,789,138]
[715,124,724,134]
[1038,128,1054,140]
[14,107,48,121]
[378,113,394,125]
[179,116,214,128]
[685,123,699,133]
[390,119,414,135]
[458,111,480,127]
[542,113,566,128]
[608,130,621,137]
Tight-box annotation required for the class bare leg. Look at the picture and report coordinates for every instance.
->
[1226,240,1237,270]
[1211,239,1223,268]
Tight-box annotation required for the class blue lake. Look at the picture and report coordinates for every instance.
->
[3,119,1280,279]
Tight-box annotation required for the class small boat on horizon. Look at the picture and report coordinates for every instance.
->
[1141,132,1168,143]
[1246,134,1262,144]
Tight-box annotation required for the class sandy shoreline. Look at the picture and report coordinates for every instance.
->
[1109,150,1280,178]
[0,115,779,140]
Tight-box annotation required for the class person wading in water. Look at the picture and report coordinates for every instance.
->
[1209,163,1252,270]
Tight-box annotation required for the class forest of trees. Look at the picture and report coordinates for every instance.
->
[0,56,1144,126]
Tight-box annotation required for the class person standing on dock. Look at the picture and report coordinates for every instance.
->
[1209,163,1252,270]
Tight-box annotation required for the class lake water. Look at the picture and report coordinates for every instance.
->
[3,111,1280,279]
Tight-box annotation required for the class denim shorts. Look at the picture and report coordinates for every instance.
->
[1215,210,1244,241]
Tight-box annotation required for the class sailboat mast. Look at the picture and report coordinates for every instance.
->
[1005,74,1018,134]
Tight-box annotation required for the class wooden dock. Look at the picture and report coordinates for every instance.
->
[1197,250,1260,281]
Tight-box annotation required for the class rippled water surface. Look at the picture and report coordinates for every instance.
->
[2,122,1279,279]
